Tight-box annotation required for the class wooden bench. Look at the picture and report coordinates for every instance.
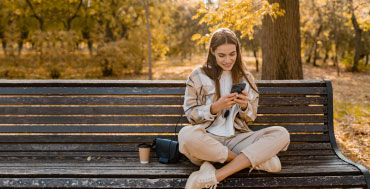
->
[0,79,368,188]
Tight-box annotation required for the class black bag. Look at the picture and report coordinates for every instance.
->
[152,138,182,164]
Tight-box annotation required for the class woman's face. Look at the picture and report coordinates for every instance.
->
[212,43,237,71]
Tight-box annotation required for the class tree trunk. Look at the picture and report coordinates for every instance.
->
[312,41,319,67]
[253,49,259,72]
[261,0,303,79]
[143,0,152,80]
[323,48,329,64]
[332,0,339,76]
[17,41,23,56]
[351,11,362,72]
[305,24,322,65]
[66,0,83,31]
[88,40,93,56]
[25,0,44,31]
[105,21,115,42]
[1,40,6,56]
[305,52,311,64]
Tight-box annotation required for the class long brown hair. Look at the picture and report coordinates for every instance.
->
[201,28,259,99]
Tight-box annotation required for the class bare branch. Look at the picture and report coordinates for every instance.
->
[25,0,44,31]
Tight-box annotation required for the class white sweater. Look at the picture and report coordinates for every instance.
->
[208,71,237,137]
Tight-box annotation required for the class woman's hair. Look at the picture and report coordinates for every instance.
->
[201,28,259,99]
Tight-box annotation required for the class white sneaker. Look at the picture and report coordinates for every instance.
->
[255,156,281,173]
[185,161,219,189]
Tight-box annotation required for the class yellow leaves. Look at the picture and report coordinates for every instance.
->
[192,2,208,20]
[88,9,96,15]
[191,34,201,41]
[191,0,285,45]
[14,9,21,15]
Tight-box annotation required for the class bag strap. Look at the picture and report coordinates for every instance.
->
[174,114,183,139]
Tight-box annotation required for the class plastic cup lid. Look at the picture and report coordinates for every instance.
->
[138,143,151,148]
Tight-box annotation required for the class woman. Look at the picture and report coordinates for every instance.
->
[179,28,290,189]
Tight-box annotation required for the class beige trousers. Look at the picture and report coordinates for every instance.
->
[178,126,290,169]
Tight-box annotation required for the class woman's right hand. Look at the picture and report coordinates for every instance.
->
[210,93,237,115]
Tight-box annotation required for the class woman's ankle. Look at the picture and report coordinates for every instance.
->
[225,150,237,162]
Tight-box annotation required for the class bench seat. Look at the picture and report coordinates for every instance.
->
[0,150,364,188]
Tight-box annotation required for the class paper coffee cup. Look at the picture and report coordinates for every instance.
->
[138,143,151,164]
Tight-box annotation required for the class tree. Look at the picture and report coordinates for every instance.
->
[261,0,303,80]
[192,0,284,43]
[348,0,362,72]
[168,1,209,60]
[239,28,262,72]
[192,0,303,79]
[142,0,152,80]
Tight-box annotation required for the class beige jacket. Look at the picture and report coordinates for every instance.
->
[183,67,259,132]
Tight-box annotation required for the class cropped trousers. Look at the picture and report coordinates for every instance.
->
[178,125,290,170]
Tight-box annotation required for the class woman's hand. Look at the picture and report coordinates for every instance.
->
[234,90,249,110]
[210,93,237,115]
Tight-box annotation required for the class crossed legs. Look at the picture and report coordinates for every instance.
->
[178,125,290,182]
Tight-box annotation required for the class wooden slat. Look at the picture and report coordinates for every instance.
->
[0,163,359,176]
[0,97,184,105]
[0,156,348,166]
[0,160,353,170]
[0,80,187,87]
[0,107,184,115]
[0,96,328,105]
[0,151,336,158]
[0,125,327,133]
[0,134,328,143]
[0,105,327,115]
[0,154,346,166]
[286,143,332,150]
[0,115,326,124]
[258,87,327,95]
[256,79,326,87]
[0,142,332,152]
[0,116,189,124]
[0,125,183,133]
[254,116,327,123]
[0,87,326,95]
[289,134,330,142]
[0,144,138,152]
[278,150,334,156]
[257,106,327,114]
[223,176,365,188]
[281,159,348,165]
[279,155,340,161]
[249,125,328,132]
[259,97,327,105]
[0,151,148,157]
[0,79,324,87]
[0,175,365,188]
[0,87,185,95]
[0,135,178,143]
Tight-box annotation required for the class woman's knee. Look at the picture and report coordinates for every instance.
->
[178,126,204,147]
[270,126,290,144]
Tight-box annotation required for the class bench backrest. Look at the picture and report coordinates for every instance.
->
[0,80,332,152]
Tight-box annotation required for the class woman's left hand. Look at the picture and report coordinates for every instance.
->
[233,90,249,110]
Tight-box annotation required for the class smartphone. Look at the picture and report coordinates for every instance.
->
[230,83,246,94]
